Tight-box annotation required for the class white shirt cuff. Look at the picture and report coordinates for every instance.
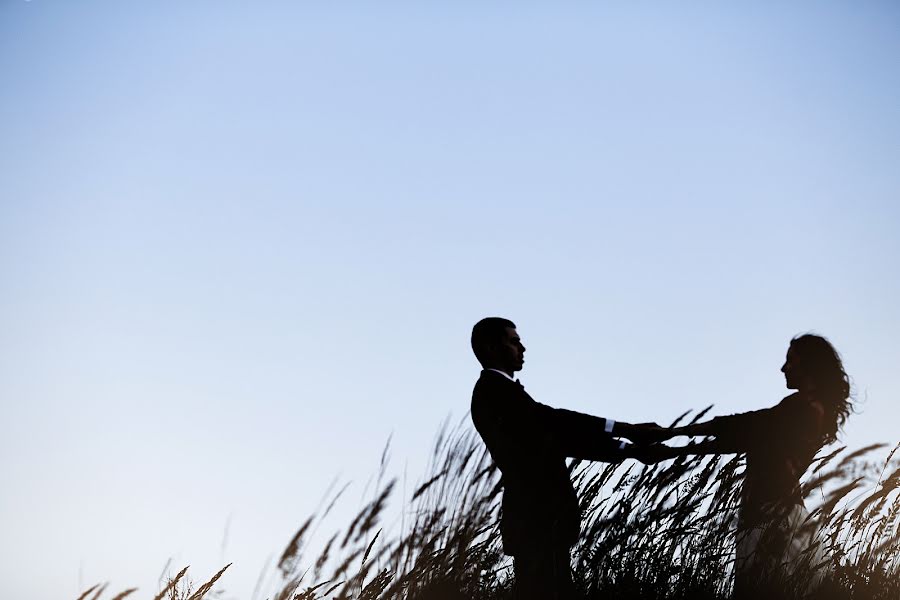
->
[604,419,615,434]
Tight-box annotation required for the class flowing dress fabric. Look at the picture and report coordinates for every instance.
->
[734,501,828,594]
[709,393,830,595]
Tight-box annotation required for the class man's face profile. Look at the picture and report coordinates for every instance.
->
[491,327,525,374]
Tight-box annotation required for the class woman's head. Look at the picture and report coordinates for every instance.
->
[782,333,852,442]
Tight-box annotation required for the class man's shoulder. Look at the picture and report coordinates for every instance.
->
[472,371,516,405]
[471,372,525,432]
[473,370,515,391]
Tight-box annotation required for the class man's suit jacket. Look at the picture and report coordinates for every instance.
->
[470,369,625,556]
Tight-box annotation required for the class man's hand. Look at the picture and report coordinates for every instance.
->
[615,422,673,445]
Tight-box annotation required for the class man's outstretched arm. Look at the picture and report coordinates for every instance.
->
[547,406,666,462]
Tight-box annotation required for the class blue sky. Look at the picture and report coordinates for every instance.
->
[1,2,898,599]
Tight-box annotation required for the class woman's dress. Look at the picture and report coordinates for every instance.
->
[707,392,829,595]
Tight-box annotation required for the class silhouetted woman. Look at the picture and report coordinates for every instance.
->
[662,334,851,596]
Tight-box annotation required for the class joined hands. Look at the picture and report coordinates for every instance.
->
[630,443,680,465]
[617,421,720,464]
[615,421,672,445]
[614,422,696,464]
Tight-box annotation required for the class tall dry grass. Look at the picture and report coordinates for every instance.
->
[79,414,900,600]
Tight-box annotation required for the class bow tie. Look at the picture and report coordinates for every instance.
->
[515,379,523,389]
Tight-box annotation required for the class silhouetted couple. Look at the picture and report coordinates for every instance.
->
[470,317,851,600]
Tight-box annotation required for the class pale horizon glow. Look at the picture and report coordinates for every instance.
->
[1,2,898,599]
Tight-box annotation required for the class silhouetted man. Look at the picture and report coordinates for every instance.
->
[470,317,664,600]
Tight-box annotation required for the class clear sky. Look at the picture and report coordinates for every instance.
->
[1,2,898,599]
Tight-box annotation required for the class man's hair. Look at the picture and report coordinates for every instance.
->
[471,317,516,366]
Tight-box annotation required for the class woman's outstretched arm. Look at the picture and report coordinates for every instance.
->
[668,438,740,457]
[667,403,785,454]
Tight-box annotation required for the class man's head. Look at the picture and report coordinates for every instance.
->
[471,317,525,375]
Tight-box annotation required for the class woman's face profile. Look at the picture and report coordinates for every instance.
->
[781,345,803,390]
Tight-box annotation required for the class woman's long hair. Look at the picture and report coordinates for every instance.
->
[790,334,852,444]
